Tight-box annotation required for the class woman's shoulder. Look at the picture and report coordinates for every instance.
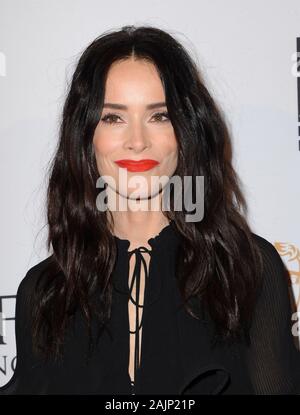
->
[17,255,55,300]
[249,232,291,306]
[250,232,280,258]
[250,232,286,273]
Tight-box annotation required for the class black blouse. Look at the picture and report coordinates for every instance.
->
[1,222,300,394]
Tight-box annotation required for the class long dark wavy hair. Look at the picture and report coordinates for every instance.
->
[31,25,263,361]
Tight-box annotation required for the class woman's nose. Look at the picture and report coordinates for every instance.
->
[125,122,151,152]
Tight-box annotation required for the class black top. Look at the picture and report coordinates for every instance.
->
[1,222,300,394]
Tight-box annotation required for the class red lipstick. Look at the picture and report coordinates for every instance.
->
[114,159,159,172]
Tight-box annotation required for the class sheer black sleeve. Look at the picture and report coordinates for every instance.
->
[244,234,300,394]
[0,270,33,394]
[0,257,51,394]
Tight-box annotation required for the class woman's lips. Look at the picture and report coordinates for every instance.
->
[114,159,159,172]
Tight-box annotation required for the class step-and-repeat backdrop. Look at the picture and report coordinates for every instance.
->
[0,0,299,388]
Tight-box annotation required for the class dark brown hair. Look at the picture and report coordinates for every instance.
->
[31,25,263,360]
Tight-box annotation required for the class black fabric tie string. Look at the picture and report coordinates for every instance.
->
[127,246,152,395]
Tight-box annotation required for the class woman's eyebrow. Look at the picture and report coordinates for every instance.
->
[102,102,167,110]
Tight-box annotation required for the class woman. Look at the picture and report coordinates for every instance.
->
[1,25,299,395]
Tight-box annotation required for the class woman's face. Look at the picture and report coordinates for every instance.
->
[92,58,178,202]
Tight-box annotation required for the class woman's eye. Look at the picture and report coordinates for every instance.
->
[100,111,170,124]
[101,113,122,124]
[151,111,170,122]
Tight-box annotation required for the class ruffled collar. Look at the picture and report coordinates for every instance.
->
[111,220,181,298]
[112,220,181,252]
